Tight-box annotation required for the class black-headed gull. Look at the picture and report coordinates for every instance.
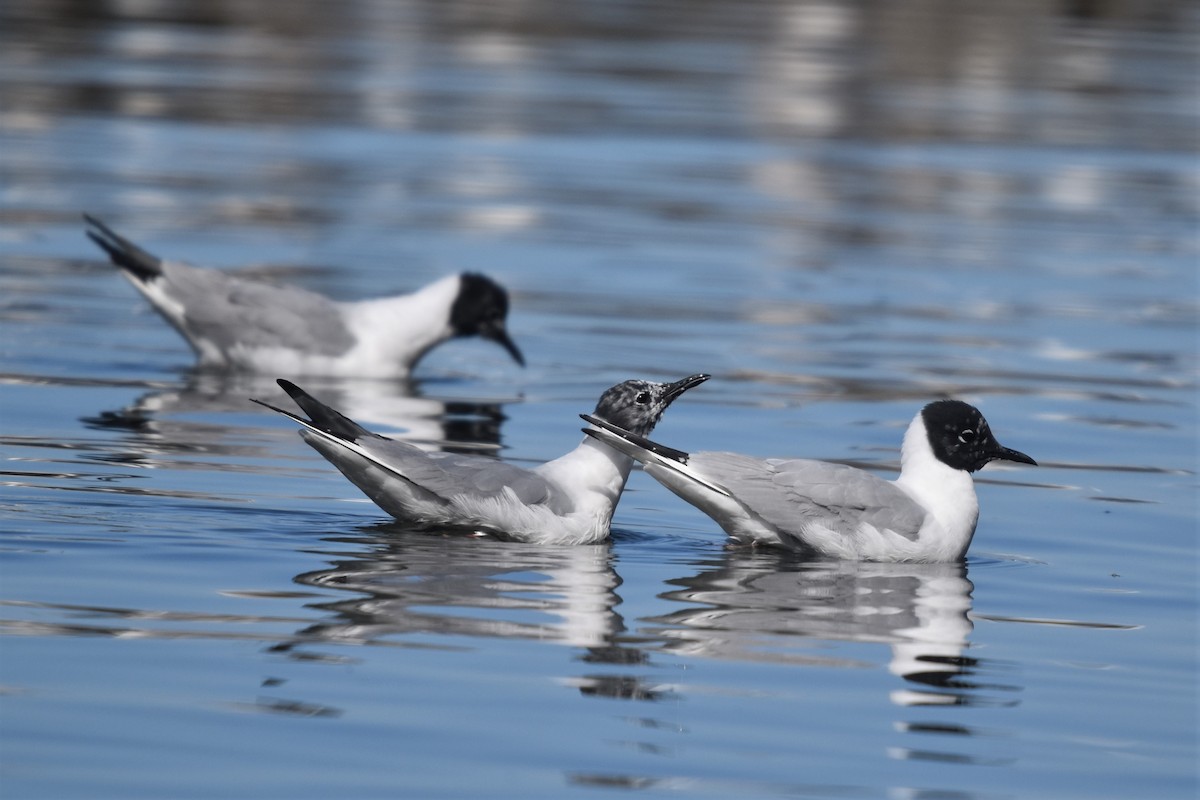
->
[582,399,1036,562]
[85,214,523,376]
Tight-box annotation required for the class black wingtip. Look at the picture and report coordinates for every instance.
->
[276,378,304,398]
[83,213,163,280]
[580,413,690,464]
[267,379,381,442]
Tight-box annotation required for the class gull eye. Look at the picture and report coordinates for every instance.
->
[958,429,976,444]
[635,391,651,405]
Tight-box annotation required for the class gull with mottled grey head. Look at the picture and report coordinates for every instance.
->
[254,374,709,544]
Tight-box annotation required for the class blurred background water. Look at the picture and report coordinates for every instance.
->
[1,1,1196,798]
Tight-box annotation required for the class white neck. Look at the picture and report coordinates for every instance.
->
[536,435,635,523]
[893,412,980,559]
[342,275,462,372]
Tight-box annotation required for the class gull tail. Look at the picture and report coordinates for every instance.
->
[580,414,730,497]
[83,214,163,281]
[253,379,451,513]
[251,379,382,443]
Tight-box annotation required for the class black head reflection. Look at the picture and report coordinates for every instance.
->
[81,374,511,466]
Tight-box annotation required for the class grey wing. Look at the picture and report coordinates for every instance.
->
[159,261,356,355]
[358,439,567,510]
[690,453,926,542]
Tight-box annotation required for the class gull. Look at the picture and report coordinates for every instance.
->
[581,399,1036,562]
[253,374,709,544]
[84,213,523,377]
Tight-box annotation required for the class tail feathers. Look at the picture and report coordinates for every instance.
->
[297,429,449,510]
[580,413,689,463]
[279,379,384,441]
[270,379,382,442]
[83,213,163,281]
[252,383,450,513]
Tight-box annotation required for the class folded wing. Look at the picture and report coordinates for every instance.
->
[351,437,565,510]
[256,381,568,522]
[86,214,354,358]
[154,262,356,357]
[688,453,927,543]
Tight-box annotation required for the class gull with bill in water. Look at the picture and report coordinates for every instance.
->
[84,214,523,377]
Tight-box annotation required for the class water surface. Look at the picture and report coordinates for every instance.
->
[1,1,1196,798]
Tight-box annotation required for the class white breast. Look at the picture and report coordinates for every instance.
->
[893,415,980,561]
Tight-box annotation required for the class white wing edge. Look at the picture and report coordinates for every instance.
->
[581,421,732,498]
[252,398,411,483]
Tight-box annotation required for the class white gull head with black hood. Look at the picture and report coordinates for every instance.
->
[254,374,709,544]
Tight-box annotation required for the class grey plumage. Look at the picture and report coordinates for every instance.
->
[304,433,569,516]
[683,453,926,543]
[256,379,564,512]
[162,258,353,356]
[86,214,356,357]
[255,374,709,543]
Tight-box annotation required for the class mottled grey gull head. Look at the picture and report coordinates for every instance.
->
[450,273,524,366]
[921,400,1036,473]
[592,374,710,437]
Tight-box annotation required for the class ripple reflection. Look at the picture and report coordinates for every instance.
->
[281,525,625,656]
[646,554,1015,708]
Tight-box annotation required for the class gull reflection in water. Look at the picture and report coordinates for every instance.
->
[645,552,1018,709]
[282,527,625,655]
[283,529,674,702]
[81,372,511,466]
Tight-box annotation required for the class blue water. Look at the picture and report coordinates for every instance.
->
[1,1,1197,798]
